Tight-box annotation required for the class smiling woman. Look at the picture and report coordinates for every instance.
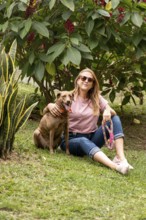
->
[48,68,134,175]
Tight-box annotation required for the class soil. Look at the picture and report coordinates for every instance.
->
[121,114,146,151]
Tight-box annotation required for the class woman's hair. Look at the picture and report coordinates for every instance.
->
[74,68,100,115]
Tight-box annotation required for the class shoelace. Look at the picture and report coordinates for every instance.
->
[102,119,114,150]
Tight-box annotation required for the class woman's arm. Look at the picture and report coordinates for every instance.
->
[102,104,116,123]
[44,103,62,117]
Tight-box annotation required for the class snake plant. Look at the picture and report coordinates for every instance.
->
[0,40,38,159]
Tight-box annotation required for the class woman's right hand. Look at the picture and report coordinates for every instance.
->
[47,103,61,117]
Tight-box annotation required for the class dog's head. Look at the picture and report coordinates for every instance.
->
[56,91,74,112]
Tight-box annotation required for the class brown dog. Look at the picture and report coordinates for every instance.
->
[33,91,73,154]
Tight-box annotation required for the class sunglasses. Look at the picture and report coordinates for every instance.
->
[79,75,94,83]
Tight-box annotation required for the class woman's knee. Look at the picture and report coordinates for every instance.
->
[112,115,120,122]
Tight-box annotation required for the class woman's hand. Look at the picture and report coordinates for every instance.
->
[103,109,111,123]
[102,104,116,123]
[46,103,61,117]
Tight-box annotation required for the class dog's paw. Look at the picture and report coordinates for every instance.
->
[66,150,70,155]
[50,149,54,154]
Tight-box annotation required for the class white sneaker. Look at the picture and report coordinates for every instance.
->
[116,164,129,175]
[113,156,134,170]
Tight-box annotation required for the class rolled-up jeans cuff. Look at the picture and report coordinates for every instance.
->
[114,133,124,140]
[89,147,101,159]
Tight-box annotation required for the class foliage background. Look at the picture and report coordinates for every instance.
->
[0,0,146,105]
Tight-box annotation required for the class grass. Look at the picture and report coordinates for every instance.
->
[0,83,146,220]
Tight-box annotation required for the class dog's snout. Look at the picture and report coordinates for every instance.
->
[66,100,71,106]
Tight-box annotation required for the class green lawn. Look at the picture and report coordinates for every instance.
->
[0,83,146,220]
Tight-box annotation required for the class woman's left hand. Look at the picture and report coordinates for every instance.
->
[102,109,111,123]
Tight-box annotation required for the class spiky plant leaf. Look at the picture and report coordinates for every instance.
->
[1,109,11,157]
[6,86,18,137]
[8,39,17,63]
[13,97,26,126]
[16,102,38,132]
[0,94,2,123]
[2,87,17,149]
[0,78,6,95]
[8,98,26,151]
[1,49,8,82]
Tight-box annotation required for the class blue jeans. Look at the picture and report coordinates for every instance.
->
[60,115,124,158]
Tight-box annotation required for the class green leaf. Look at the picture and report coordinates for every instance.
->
[47,43,65,54]
[33,21,49,38]
[88,39,98,50]
[120,12,131,25]
[20,28,27,39]
[111,0,120,9]
[132,34,142,47]
[85,20,94,36]
[101,89,111,96]
[46,63,56,76]
[62,11,72,20]
[29,52,35,65]
[136,48,144,59]
[47,43,65,63]
[10,23,19,32]
[82,53,93,60]
[137,2,146,10]
[39,53,50,62]
[2,21,8,32]
[92,12,100,20]
[18,2,27,11]
[66,47,81,66]
[109,89,115,103]
[19,19,32,39]
[122,95,130,105]
[49,0,56,10]
[61,52,70,66]
[8,39,17,62]
[7,2,16,18]
[70,37,79,45]
[35,62,45,82]
[131,12,143,27]
[97,9,110,17]
[60,0,75,11]
[25,18,32,33]
[97,26,106,36]
[77,44,91,53]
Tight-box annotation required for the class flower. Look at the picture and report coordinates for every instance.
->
[27,32,35,43]
[64,19,75,34]
[118,7,125,13]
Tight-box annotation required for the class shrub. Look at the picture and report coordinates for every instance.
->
[0,40,38,159]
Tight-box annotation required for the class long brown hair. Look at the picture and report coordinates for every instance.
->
[74,68,100,115]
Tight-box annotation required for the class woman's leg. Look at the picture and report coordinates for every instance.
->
[61,134,129,174]
[91,115,133,171]
[114,137,125,160]
[60,135,101,157]
[111,115,134,169]
[93,151,116,169]
[93,151,129,174]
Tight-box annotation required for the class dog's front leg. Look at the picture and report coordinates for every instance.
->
[49,129,55,154]
[64,120,70,155]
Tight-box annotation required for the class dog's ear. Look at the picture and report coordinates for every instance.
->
[71,93,74,101]
[56,91,61,99]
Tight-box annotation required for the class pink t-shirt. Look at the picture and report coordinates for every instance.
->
[69,95,108,133]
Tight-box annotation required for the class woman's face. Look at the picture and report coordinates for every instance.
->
[77,71,94,92]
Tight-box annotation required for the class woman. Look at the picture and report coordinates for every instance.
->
[48,68,133,174]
